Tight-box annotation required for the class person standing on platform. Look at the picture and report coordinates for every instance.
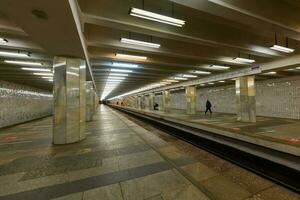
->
[205,99,212,115]
[154,103,159,110]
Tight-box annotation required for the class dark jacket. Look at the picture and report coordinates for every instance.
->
[206,100,212,108]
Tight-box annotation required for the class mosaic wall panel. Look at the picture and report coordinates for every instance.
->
[256,76,300,119]
[154,94,162,109]
[170,90,186,110]
[168,76,300,119]
[0,80,53,128]
[196,85,236,113]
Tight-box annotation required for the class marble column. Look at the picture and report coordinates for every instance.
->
[235,76,256,122]
[144,95,149,110]
[86,81,95,122]
[53,56,86,144]
[186,86,196,114]
[137,96,142,109]
[148,93,155,110]
[162,90,171,112]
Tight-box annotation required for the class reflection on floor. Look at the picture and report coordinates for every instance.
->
[0,105,298,200]
[145,108,300,148]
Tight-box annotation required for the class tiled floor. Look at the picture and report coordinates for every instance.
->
[137,108,300,148]
[0,105,298,200]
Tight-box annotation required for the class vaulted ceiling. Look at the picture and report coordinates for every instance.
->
[1,0,300,96]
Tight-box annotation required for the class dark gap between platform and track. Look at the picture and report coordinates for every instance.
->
[113,106,300,194]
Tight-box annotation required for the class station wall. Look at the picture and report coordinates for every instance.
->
[154,76,300,119]
[0,80,53,128]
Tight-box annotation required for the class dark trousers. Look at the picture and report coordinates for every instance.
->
[205,107,212,115]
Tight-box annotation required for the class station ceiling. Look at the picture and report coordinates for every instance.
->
[1,0,300,96]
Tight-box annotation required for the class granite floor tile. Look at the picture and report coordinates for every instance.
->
[83,183,123,200]
[1,105,298,200]
[120,169,189,200]
[158,146,185,160]
[52,192,83,200]
[250,186,300,200]
[181,162,218,182]
[144,195,163,200]
[118,150,164,171]
[201,175,252,200]
[161,184,210,200]
[223,167,274,194]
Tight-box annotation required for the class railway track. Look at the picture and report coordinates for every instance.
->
[112,105,300,194]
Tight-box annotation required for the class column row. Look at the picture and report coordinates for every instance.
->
[122,76,256,123]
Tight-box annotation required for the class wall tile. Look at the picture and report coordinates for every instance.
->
[165,76,300,119]
[0,80,53,128]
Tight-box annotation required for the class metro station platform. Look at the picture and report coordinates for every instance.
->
[0,105,298,200]
[111,106,300,171]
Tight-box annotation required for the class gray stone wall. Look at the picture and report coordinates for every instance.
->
[170,89,186,110]
[168,76,300,119]
[154,94,162,110]
[196,85,236,113]
[256,76,300,119]
[0,80,53,128]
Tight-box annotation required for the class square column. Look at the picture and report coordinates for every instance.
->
[144,95,149,110]
[137,96,142,109]
[162,90,171,112]
[148,93,155,110]
[186,86,196,114]
[235,76,256,122]
[53,57,86,144]
[141,95,145,109]
[86,81,95,122]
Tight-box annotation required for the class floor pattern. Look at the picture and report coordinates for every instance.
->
[151,108,300,147]
[0,105,298,200]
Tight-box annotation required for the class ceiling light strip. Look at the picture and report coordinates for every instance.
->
[115,53,147,60]
[121,38,160,48]
[130,8,185,27]
[5,60,43,66]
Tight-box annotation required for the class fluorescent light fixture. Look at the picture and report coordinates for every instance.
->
[218,80,225,83]
[182,74,197,78]
[174,77,188,80]
[112,62,139,68]
[67,72,79,76]
[105,80,124,82]
[296,67,300,70]
[22,67,51,72]
[108,76,125,80]
[284,69,295,71]
[4,60,43,66]
[233,57,255,63]
[130,8,185,27]
[163,79,179,83]
[160,82,171,85]
[110,73,128,76]
[270,45,294,53]
[0,51,29,58]
[34,73,53,76]
[42,76,53,79]
[115,53,147,60]
[121,38,160,48]
[263,71,277,75]
[111,69,133,73]
[200,84,206,86]
[208,65,230,70]
[0,38,8,43]
[208,82,215,85]
[192,70,211,75]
